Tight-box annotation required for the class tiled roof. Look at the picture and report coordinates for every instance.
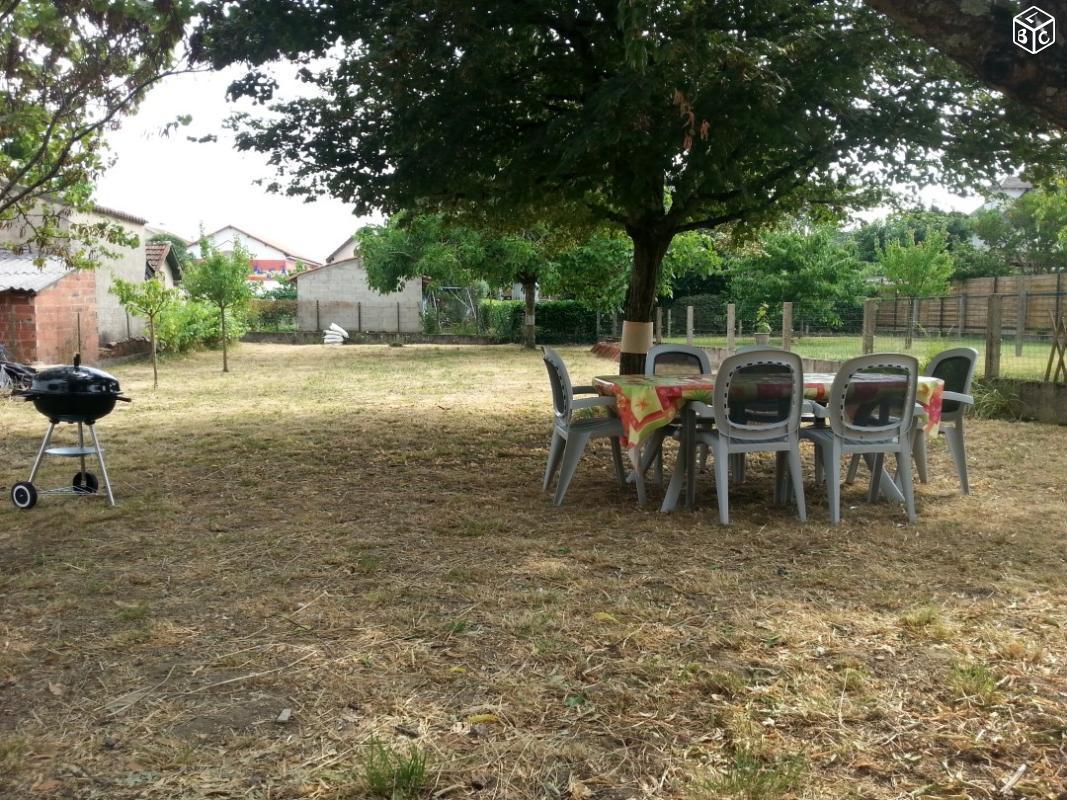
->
[91,204,147,225]
[145,241,171,269]
[0,251,70,293]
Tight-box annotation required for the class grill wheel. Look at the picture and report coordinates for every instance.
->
[11,482,38,510]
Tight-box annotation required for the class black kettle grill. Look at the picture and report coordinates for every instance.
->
[10,354,130,509]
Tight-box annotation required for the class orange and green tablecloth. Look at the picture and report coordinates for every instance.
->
[594,372,944,449]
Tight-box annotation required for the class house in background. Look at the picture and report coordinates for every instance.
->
[144,240,183,287]
[198,225,322,291]
[291,235,423,333]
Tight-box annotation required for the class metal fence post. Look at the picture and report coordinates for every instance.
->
[357,301,362,333]
[862,299,876,354]
[986,295,1002,379]
[686,305,694,345]
[77,311,82,354]
[654,306,663,344]
[315,300,321,331]
[781,301,793,351]
[397,301,401,332]
[726,303,736,354]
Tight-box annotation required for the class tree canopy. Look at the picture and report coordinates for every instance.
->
[1,1,193,267]
[184,239,253,372]
[197,0,1065,371]
[971,180,1067,274]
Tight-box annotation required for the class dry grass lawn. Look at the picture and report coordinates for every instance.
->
[1,343,1066,800]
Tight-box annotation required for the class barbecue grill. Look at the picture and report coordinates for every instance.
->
[10,354,130,509]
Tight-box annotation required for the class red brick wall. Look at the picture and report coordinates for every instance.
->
[33,271,99,365]
[0,291,38,363]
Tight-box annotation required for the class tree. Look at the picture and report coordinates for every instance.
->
[971,179,1067,273]
[853,209,1008,280]
[864,0,1067,132]
[183,240,253,372]
[875,229,955,348]
[1,1,193,266]
[111,276,178,388]
[729,223,868,332]
[197,0,1065,372]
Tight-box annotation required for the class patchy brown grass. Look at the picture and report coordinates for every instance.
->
[1,343,1066,800]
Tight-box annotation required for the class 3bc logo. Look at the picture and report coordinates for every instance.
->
[1014,6,1056,53]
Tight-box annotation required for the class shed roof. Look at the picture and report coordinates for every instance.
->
[0,251,70,293]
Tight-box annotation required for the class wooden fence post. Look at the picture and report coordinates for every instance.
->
[686,305,694,345]
[781,301,793,351]
[1016,289,1027,357]
[654,306,663,344]
[726,303,736,354]
[862,299,876,354]
[985,295,1002,379]
[666,308,672,340]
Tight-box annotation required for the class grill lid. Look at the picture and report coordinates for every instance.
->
[28,355,122,396]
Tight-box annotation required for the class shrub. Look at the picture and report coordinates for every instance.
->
[248,299,297,331]
[478,299,599,343]
[156,298,248,354]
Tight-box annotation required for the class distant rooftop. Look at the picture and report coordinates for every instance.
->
[199,224,323,267]
[996,175,1033,193]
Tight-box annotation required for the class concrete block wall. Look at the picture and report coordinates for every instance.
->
[78,209,146,345]
[295,259,422,333]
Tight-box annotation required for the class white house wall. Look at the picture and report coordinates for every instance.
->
[296,259,422,333]
[204,227,289,261]
[77,210,147,344]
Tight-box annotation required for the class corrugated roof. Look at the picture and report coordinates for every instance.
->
[0,251,70,293]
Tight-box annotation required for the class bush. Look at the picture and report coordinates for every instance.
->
[248,299,297,331]
[156,298,248,354]
[478,299,600,343]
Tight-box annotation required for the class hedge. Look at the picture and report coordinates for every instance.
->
[479,299,600,344]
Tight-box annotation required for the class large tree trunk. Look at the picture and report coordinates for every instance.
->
[865,0,1067,130]
[221,305,229,373]
[522,278,537,349]
[619,230,672,375]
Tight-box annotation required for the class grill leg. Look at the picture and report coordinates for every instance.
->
[29,423,56,482]
[77,422,87,476]
[88,424,115,507]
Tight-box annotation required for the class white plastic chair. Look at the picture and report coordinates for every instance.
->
[541,347,634,506]
[686,350,807,525]
[639,344,712,483]
[802,354,919,524]
[845,347,977,494]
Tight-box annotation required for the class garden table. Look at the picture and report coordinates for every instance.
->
[594,371,944,511]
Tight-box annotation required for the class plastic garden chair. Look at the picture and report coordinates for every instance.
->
[684,350,807,524]
[639,344,713,483]
[802,354,919,524]
[845,347,977,494]
[541,347,637,506]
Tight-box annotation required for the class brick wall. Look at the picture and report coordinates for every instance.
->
[34,271,99,364]
[0,291,38,363]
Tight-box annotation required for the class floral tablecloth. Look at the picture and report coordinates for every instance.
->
[594,372,944,449]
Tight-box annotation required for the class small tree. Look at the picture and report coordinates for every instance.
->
[111,277,177,388]
[876,229,955,349]
[183,241,253,372]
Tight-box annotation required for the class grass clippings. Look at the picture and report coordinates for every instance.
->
[1,343,1066,799]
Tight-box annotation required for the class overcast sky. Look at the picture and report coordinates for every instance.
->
[94,67,383,263]
[95,67,983,260]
